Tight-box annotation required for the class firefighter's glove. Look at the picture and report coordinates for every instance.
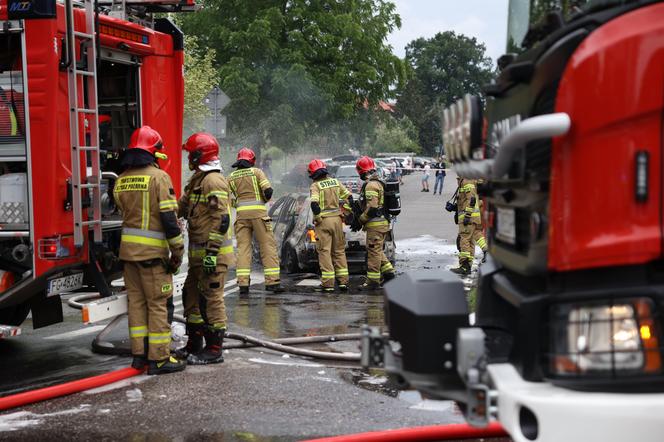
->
[367,207,379,218]
[350,218,363,232]
[463,214,471,226]
[168,253,183,274]
[203,254,217,274]
[344,212,355,226]
[469,196,477,207]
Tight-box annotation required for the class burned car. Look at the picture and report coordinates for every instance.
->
[267,194,395,273]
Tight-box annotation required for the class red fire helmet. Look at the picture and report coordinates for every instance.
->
[237,147,256,164]
[128,126,163,155]
[307,159,326,177]
[183,132,219,166]
[356,156,376,175]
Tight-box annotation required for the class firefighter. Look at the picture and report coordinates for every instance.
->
[308,159,352,292]
[355,156,395,290]
[451,177,487,275]
[178,133,234,365]
[113,126,185,375]
[228,148,283,294]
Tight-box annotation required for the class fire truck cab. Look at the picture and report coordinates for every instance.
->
[363,1,664,441]
[0,0,189,330]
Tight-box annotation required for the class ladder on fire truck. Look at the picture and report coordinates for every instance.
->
[64,0,103,248]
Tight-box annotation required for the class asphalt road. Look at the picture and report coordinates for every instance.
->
[0,171,483,441]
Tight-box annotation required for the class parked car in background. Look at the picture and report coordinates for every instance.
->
[332,164,363,194]
[265,194,396,273]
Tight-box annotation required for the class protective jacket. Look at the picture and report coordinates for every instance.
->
[179,170,234,266]
[228,167,272,220]
[360,176,389,233]
[114,163,184,261]
[310,177,351,219]
[457,179,481,225]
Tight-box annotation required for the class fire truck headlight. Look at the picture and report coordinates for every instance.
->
[550,298,661,376]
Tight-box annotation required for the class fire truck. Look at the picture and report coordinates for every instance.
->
[0,0,191,336]
[363,1,664,441]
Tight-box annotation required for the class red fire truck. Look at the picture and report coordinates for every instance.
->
[364,1,664,441]
[0,0,191,334]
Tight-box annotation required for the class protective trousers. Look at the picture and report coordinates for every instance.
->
[124,261,173,362]
[472,227,487,252]
[315,216,349,288]
[459,223,482,265]
[366,229,394,283]
[235,217,280,287]
[183,259,228,329]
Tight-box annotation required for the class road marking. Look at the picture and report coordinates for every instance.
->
[44,325,107,340]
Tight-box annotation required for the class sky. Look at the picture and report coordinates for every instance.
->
[387,0,510,65]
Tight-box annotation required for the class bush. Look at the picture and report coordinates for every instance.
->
[263,146,285,161]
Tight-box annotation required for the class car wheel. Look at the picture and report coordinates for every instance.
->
[284,246,301,274]
[0,302,30,326]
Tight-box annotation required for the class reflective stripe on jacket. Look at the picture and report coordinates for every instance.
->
[228,167,271,220]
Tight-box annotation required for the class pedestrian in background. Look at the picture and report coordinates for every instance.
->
[421,161,431,192]
[433,157,446,195]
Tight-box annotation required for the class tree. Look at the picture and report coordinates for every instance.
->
[370,116,421,155]
[178,0,405,154]
[183,35,218,135]
[396,31,493,154]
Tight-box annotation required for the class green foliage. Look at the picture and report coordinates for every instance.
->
[183,35,218,134]
[397,31,494,154]
[370,116,421,155]
[178,0,405,153]
[263,146,285,161]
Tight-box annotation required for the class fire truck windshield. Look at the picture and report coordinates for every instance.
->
[507,0,639,53]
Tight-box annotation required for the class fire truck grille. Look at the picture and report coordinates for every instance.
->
[0,202,27,224]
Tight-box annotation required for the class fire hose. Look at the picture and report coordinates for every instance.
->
[0,367,141,411]
[301,422,508,442]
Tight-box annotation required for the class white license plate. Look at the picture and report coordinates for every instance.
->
[47,272,84,297]
[496,207,516,245]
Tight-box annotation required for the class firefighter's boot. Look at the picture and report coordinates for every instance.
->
[358,280,381,291]
[314,285,335,293]
[265,284,285,293]
[176,323,205,359]
[383,272,396,283]
[337,284,348,292]
[131,355,147,370]
[187,328,225,365]
[450,262,471,275]
[147,356,186,375]
[131,337,149,369]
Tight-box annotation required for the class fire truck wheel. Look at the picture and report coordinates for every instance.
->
[0,302,30,326]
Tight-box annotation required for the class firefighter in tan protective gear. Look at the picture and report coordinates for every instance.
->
[114,126,186,375]
[451,178,487,276]
[228,147,283,294]
[355,156,395,290]
[308,159,352,293]
[178,133,234,365]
